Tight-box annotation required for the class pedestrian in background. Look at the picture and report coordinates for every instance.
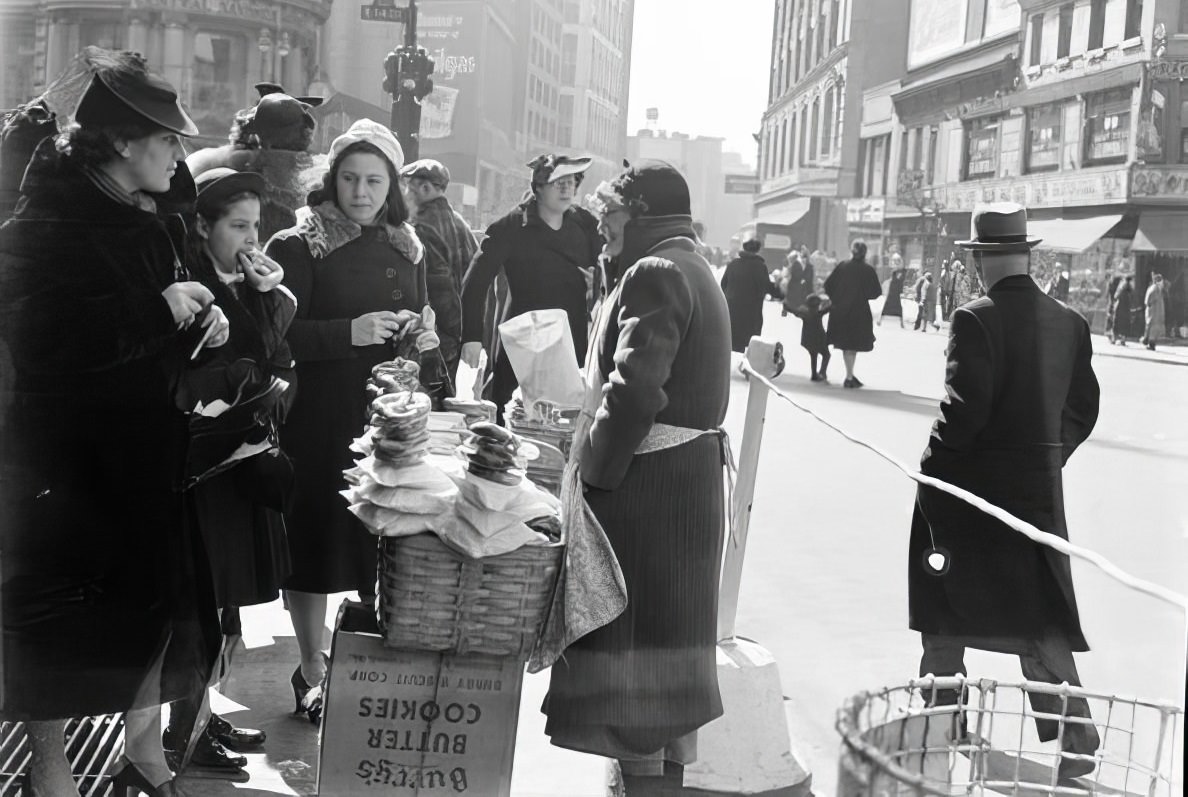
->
[824,238,882,388]
[781,248,812,318]
[402,159,471,395]
[460,154,602,417]
[878,266,905,327]
[721,238,778,355]
[909,203,1101,781]
[1111,276,1134,345]
[266,119,441,723]
[0,50,226,796]
[545,161,730,778]
[800,293,831,381]
[1143,273,1165,351]
[939,260,954,319]
[186,88,322,242]
[913,272,937,331]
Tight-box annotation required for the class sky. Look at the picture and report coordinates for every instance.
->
[626,0,774,168]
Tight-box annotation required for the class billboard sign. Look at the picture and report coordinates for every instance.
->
[417,2,481,174]
[907,0,968,69]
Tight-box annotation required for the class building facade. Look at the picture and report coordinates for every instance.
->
[559,0,634,188]
[0,0,329,146]
[879,0,1187,334]
[756,0,910,262]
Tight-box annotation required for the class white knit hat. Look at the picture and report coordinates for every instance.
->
[328,118,404,174]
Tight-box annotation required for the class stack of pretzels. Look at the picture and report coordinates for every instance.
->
[369,391,432,467]
[458,422,530,486]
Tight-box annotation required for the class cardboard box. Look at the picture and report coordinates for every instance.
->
[318,601,526,797]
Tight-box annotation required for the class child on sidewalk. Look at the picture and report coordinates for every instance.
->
[800,293,831,382]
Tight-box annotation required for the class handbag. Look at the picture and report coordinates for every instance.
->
[232,429,294,513]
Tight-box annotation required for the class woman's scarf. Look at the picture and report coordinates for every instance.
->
[296,201,424,264]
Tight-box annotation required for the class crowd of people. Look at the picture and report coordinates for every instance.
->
[0,49,740,795]
[0,48,1117,795]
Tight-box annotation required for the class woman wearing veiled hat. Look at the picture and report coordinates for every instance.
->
[265,119,443,722]
[543,160,731,776]
[0,49,227,796]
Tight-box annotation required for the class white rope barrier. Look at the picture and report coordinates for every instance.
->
[739,361,1188,616]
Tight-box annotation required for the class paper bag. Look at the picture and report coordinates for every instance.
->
[498,309,584,411]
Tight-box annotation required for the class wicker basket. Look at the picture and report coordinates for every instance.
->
[377,532,564,658]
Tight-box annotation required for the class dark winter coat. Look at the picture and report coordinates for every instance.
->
[824,256,881,351]
[267,207,428,594]
[782,259,813,314]
[545,216,730,758]
[909,275,1099,651]
[720,251,777,353]
[883,270,906,317]
[0,140,219,720]
[185,250,296,608]
[1113,283,1134,338]
[461,200,602,409]
[800,295,830,354]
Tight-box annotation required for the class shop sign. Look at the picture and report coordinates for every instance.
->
[129,0,308,25]
[932,168,1129,210]
[846,198,885,224]
[1148,59,1188,82]
[1130,166,1188,202]
[725,174,761,194]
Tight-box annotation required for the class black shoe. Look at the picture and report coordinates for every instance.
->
[810,373,826,382]
[208,713,266,751]
[843,377,863,388]
[164,729,247,772]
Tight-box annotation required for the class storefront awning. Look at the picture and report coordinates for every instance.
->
[755,197,813,227]
[1027,215,1123,254]
[1132,212,1188,252]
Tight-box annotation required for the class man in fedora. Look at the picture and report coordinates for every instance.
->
[460,153,602,417]
[907,202,1101,780]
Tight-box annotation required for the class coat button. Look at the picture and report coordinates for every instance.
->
[391,289,403,301]
[386,268,398,278]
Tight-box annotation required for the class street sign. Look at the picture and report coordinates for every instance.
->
[725,174,760,194]
[361,3,408,22]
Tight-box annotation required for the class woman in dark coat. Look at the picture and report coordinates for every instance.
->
[720,237,778,353]
[781,251,812,316]
[824,239,882,388]
[545,162,730,774]
[0,53,223,795]
[267,119,435,721]
[1112,276,1134,344]
[878,268,906,327]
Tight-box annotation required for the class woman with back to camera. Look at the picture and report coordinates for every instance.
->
[266,119,441,723]
[825,239,882,388]
[0,50,227,796]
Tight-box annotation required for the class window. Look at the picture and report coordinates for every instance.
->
[829,0,840,48]
[1088,0,1106,49]
[1084,89,1131,164]
[1181,100,1188,160]
[964,118,1000,180]
[809,97,820,162]
[1057,4,1073,58]
[562,34,577,83]
[1026,103,1062,172]
[191,32,245,135]
[821,89,834,158]
[925,126,938,184]
[1029,14,1043,66]
[1124,0,1142,40]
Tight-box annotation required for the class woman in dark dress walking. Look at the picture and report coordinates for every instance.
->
[720,238,778,353]
[0,51,224,795]
[878,267,906,327]
[824,239,882,388]
[267,119,435,722]
[1111,276,1134,345]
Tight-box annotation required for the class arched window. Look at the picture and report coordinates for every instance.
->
[822,88,834,158]
[809,96,820,162]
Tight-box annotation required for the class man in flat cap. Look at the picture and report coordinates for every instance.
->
[460,153,602,417]
[908,202,1101,780]
[402,159,476,386]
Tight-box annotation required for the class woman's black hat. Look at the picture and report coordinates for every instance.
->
[610,160,691,217]
[75,52,198,136]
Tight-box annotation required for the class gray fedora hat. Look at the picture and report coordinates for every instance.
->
[956,202,1042,251]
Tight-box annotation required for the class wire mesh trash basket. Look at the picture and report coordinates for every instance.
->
[836,676,1182,796]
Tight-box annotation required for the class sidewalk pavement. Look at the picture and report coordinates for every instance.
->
[179,594,612,797]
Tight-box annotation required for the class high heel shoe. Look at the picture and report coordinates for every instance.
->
[110,758,185,797]
[290,652,329,725]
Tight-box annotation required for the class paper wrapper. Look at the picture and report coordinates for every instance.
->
[498,309,584,412]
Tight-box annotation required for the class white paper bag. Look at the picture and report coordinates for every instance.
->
[498,309,585,410]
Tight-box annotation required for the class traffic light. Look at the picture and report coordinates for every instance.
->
[382,50,400,96]
[409,47,435,102]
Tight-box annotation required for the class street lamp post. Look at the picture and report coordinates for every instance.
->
[381,0,434,161]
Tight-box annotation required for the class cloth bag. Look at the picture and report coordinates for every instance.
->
[498,309,585,413]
